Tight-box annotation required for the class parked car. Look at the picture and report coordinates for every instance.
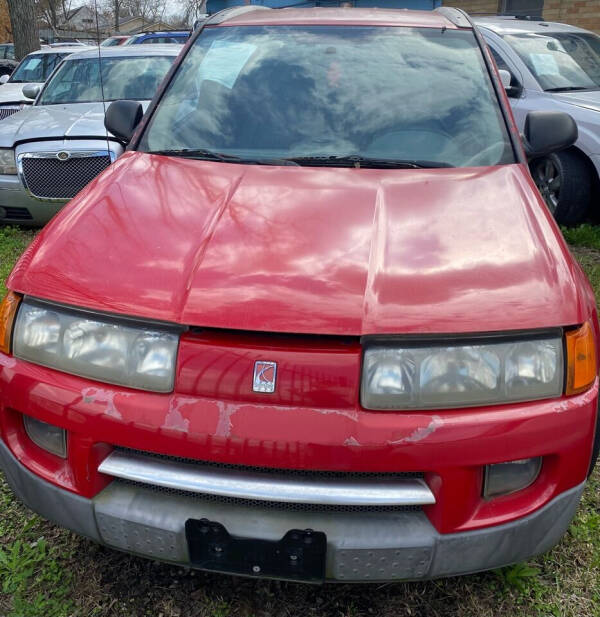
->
[0,45,179,225]
[0,46,88,122]
[124,30,190,45]
[0,6,597,583]
[101,36,130,47]
[476,16,600,224]
[0,43,17,77]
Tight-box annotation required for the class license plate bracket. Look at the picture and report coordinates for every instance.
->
[185,518,327,582]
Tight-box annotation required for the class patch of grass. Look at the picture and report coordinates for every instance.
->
[562,224,600,251]
[0,226,36,296]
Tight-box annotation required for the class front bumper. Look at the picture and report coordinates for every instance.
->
[0,174,65,226]
[0,438,585,582]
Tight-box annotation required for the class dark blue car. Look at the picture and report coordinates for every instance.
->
[124,31,190,45]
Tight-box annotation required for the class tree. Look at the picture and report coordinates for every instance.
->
[178,0,208,27]
[37,0,73,32]
[6,0,39,60]
[0,0,11,42]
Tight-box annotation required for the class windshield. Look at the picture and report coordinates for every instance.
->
[9,53,67,84]
[101,37,125,47]
[139,25,514,168]
[38,55,174,105]
[505,32,600,91]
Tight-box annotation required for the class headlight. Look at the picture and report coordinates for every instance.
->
[0,148,16,175]
[13,299,180,392]
[362,336,563,410]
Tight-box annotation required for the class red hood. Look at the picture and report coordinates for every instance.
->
[9,152,588,335]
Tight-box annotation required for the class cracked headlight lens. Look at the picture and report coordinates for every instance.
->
[0,148,16,175]
[13,299,180,392]
[362,337,563,410]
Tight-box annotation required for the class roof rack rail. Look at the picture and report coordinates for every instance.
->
[512,14,544,20]
[206,5,271,26]
[434,7,472,29]
[135,30,189,35]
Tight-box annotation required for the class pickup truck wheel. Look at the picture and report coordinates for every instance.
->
[530,150,591,225]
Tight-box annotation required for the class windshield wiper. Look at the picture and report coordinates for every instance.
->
[283,155,454,169]
[545,86,594,92]
[147,148,298,166]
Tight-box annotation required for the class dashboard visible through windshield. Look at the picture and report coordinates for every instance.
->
[139,25,515,169]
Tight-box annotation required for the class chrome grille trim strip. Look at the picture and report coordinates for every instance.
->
[98,451,436,507]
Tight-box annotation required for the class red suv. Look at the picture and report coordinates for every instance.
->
[0,7,598,583]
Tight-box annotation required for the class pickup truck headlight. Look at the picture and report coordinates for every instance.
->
[362,336,563,410]
[0,148,16,175]
[13,299,180,392]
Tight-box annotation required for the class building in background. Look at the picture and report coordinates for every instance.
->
[444,1,600,33]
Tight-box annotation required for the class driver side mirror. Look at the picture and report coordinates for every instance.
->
[105,100,143,145]
[498,69,523,99]
[523,111,578,159]
[0,74,9,85]
[22,83,41,100]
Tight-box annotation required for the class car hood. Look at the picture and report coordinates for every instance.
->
[9,152,587,336]
[0,82,34,105]
[554,89,600,113]
[0,101,150,146]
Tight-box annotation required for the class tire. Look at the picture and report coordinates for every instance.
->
[529,149,592,225]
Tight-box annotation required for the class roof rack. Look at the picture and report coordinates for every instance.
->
[434,7,472,29]
[206,5,271,26]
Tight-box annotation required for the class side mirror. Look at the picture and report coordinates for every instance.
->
[523,111,578,159]
[105,100,143,144]
[498,68,523,99]
[22,83,41,100]
[0,74,9,85]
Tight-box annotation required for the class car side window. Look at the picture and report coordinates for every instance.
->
[488,44,523,97]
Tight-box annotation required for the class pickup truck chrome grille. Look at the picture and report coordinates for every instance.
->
[0,106,20,121]
[98,449,435,509]
[20,151,112,200]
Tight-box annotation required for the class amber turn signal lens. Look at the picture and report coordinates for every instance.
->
[566,322,597,396]
[0,291,20,354]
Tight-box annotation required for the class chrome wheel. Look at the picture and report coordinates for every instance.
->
[532,157,561,214]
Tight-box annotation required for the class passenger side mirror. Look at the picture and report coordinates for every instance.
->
[105,100,143,144]
[498,68,523,99]
[0,74,9,85]
[22,83,41,100]
[523,111,577,159]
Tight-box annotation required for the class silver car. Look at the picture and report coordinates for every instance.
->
[475,16,600,224]
[0,46,91,122]
[0,45,179,225]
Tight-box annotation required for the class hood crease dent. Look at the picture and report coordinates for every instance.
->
[9,153,585,337]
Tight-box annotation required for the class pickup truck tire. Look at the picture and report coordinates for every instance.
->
[530,150,591,225]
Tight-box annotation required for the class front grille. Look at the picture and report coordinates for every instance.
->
[0,206,32,220]
[116,478,422,513]
[116,447,424,481]
[110,448,426,514]
[0,106,20,121]
[21,153,111,199]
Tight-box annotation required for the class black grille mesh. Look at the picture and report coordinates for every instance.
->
[0,207,32,220]
[115,479,422,514]
[0,106,20,121]
[116,447,423,481]
[22,154,111,199]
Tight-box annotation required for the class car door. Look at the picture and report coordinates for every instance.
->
[483,34,530,130]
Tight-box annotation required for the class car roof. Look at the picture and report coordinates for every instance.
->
[132,31,189,36]
[62,44,182,60]
[213,7,460,29]
[27,45,96,55]
[473,16,593,35]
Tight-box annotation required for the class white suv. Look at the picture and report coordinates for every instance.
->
[475,16,600,224]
